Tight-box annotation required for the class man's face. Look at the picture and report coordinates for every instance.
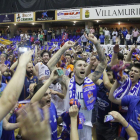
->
[42,52,50,64]
[37,56,42,63]
[8,55,13,62]
[0,54,6,62]
[65,55,71,63]
[82,53,88,61]
[107,71,114,83]
[74,60,86,80]
[129,67,140,83]
[26,63,33,77]
[40,89,51,107]
[90,56,99,70]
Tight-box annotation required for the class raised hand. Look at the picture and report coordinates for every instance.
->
[19,50,33,67]
[17,102,51,140]
[69,105,79,118]
[113,44,119,53]
[63,41,76,49]
[85,33,98,44]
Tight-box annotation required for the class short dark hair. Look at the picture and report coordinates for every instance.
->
[133,63,140,72]
[73,58,86,67]
[65,54,72,58]
[117,52,124,61]
[115,136,126,140]
[2,53,8,60]
[33,83,43,95]
[41,50,51,58]
[106,65,115,79]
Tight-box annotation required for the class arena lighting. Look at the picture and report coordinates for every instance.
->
[32,23,35,25]
[97,20,99,23]
[73,21,76,24]
[8,26,9,28]
[14,23,16,26]
[73,24,75,25]
[118,22,120,25]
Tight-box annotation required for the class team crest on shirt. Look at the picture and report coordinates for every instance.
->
[87,91,93,99]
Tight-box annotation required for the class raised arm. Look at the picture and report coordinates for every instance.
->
[31,69,61,103]
[109,111,138,140]
[69,105,79,140]
[125,45,136,63]
[0,51,33,121]
[103,69,113,91]
[108,80,121,105]
[47,41,75,72]
[3,118,19,130]
[87,34,106,83]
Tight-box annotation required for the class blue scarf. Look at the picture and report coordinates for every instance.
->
[69,76,97,110]
[129,82,140,96]
[114,77,132,99]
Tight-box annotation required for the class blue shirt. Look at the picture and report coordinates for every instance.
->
[99,35,105,43]
[121,95,140,140]
[40,102,58,140]
[19,76,38,101]
[0,83,6,97]
[0,121,3,139]
[122,31,128,38]
[1,114,16,140]
[97,83,119,125]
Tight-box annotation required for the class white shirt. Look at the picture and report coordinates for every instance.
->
[112,31,118,36]
[126,34,131,40]
[104,30,110,36]
[49,83,65,116]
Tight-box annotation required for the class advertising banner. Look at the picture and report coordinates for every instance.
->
[0,14,14,22]
[82,5,140,20]
[36,11,55,21]
[16,12,34,22]
[57,9,80,20]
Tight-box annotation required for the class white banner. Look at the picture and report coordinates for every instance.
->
[82,5,140,20]
[16,12,34,22]
[57,9,80,20]
[93,45,140,55]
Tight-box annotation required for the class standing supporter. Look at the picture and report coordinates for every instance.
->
[26,33,30,46]
[136,34,140,45]
[122,28,128,38]
[120,34,125,45]
[99,25,103,35]
[94,28,99,39]
[81,32,88,50]
[104,27,110,45]
[85,26,89,34]
[0,72,6,97]
[109,63,140,139]
[39,32,44,47]
[112,29,118,37]
[52,28,55,39]
[31,69,64,140]
[112,34,117,45]
[51,34,106,140]
[126,32,132,45]
[19,62,38,101]
[44,29,47,41]
[47,28,52,41]
[90,26,95,34]
[61,27,65,37]
[132,28,139,44]
[95,66,119,140]
[99,33,105,44]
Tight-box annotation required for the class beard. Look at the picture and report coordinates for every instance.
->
[26,70,33,77]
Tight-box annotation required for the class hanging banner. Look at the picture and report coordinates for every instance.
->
[57,9,80,20]
[82,5,140,20]
[35,11,55,21]
[0,14,14,23]
[16,12,34,22]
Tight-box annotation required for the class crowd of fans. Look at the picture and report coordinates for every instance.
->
[0,26,140,140]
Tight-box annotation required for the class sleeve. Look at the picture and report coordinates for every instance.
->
[121,95,133,106]
[53,103,58,120]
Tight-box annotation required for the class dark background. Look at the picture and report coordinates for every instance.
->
[0,0,139,14]
[0,14,14,22]
[35,11,55,21]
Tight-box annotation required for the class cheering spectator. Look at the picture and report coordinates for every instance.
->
[132,28,139,44]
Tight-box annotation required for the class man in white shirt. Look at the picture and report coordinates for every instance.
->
[112,29,118,37]
[126,32,132,45]
[104,27,110,44]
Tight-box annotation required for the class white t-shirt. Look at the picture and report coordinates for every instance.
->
[37,62,50,82]
[49,83,65,116]
[65,82,92,127]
